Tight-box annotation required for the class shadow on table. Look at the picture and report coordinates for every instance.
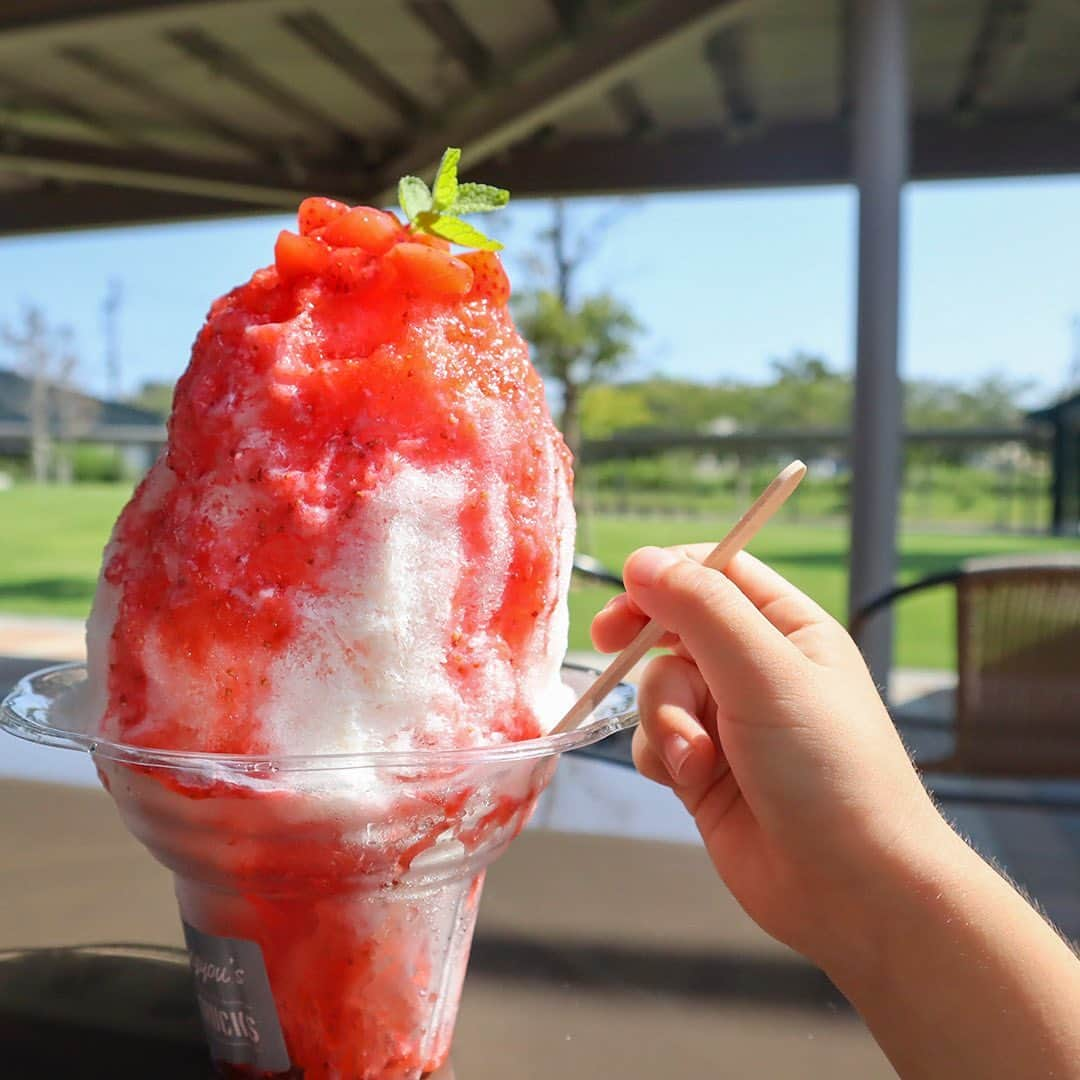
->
[471,932,845,1010]
[0,921,848,1080]
[0,946,209,1079]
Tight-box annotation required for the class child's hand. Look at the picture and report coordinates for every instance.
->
[595,548,1080,1077]
[592,546,947,972]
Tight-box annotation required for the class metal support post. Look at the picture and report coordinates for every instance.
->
[849,0,909,691]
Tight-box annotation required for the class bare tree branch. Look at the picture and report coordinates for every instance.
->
[1,306,94,483]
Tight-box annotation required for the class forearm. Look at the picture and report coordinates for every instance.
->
[827,824,1080,1079]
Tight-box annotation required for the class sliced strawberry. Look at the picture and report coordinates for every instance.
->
[319,206,401,254]
[297,196,349,235]
[461,251,510,306]
[274,230,330,280]
[324,248,378,292]
[386,242,474,297]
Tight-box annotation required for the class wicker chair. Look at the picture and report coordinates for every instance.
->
[851,554,1080,802]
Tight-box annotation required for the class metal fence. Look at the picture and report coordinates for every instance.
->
[577,428,1055,534]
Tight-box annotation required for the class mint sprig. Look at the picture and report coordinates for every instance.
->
[431,146,460,210]
[398,175,432,222]
[397,147,509,252]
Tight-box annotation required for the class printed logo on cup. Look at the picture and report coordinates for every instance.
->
[183,921,290,1072]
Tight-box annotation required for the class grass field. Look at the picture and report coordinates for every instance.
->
[1,484,1075,669]
[569,516,1076,669]
[0,484,133,616]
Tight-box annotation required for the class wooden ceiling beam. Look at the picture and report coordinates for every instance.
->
[4,110,1080,235]
[0,130,354,207]
[547,0,607,37]
[58,44,276,160]
[0,179,264,234]
[281,11,425,125]
[369,0,758,202]
[0,71,139,146]
[955,0,1033,115]
[406,1,493,85]
[547,0,587,35]
[469,114,1080,196]
[607,80,655,138]
[0,1,254,39]
[836,0,854,121]
[165,26,356,144]
[704,23,757,135]
[483,124,844,195]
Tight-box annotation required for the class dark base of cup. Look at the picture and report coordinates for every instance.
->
[212,1063,305,1079]
[210,1057,453,1078]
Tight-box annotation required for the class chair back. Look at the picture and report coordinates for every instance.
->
[954,555,1080,776]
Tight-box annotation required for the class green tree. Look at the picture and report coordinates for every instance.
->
[515,291,641,458]
[905,373,1029,429]
[632,376,754,431]
[571,348,1035,488]
[580,382,653,438]
[511,201,642,462]
[750,353,851,429]
[577,357,849,439]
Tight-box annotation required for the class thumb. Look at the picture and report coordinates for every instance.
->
[623,547,801,701]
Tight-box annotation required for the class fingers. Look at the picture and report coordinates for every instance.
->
[642,546,831,638]
[721,552,835,638]
[590,547,833,656]
[622,546,803,701]
[591,593,680,652]
[635,654,718,789]
[632,725,673,788]
[591,593,644,651]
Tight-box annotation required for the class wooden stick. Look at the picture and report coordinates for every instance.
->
[552,460,808,735]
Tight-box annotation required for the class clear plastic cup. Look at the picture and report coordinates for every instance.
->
[2,663,636,1080]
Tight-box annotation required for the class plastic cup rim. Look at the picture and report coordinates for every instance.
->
[1,661,638,775]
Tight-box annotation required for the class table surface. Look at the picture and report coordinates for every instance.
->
[0,772,897,1079]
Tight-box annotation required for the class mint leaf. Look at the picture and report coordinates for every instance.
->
[397,148,509,250]
[431,147,460,211]
[451,183,509,214]
[398,175,432,222]
[423,214,503,251]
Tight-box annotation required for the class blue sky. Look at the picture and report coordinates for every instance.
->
[0,174,1077,406]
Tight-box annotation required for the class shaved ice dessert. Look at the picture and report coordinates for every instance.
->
[83,152,576,1079]
[88,162,573,762]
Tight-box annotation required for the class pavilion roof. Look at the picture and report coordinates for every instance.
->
[1,0,1078,234]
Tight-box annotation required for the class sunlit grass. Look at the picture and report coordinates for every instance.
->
[1,484,1073,670]
[570,514,1077,669]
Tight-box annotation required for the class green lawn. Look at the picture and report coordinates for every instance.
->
[0,484,133,616]
[1,484,1075,670]
[569,515,1077,669]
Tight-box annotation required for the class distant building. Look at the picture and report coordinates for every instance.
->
[0,368,166,478]
[1027,392,1080,536]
